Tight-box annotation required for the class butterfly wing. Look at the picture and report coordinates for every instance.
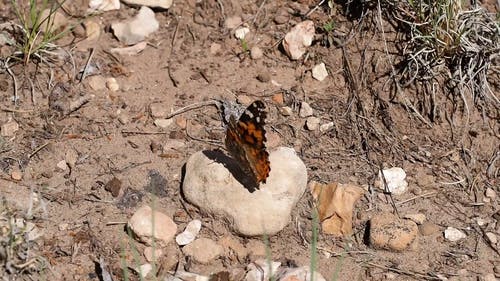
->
[225,101,271,186]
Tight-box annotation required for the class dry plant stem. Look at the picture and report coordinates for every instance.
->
[79,48,95,83]
[365,262,442,280]
[4,58,18,105]
[164,100,220,119]
[376,0,431,127]
[395,191,437,206]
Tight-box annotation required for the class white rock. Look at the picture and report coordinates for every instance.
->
[154,118,174,128]
[183,147,307,236]
[299,102,313,117]
[306,117,320,131]
[245,259,281,281]
[234,27,250,40]
[319,122,334,133]
[111,6,159,45]
[122,0,172,9]
[106,78,119,91]
[444,227,467,242]
[128,205,177,247]
[276,266,326,281]
[376,167,408,195]
[282,20,315,60]
[485,232,497,245]
[1,121,19,137]
[56,160,68,171]
[176,219,202,246]
[280,106,293,116]
[89,0,120,11]
[133,263,152,278]
[312,62,328,81]
[182,238,223,264]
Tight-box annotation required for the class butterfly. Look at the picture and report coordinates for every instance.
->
[224,100,271,190]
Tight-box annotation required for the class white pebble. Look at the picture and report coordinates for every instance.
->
[176,219,202,246]
[312,62,328,81]
[444,227,467,242]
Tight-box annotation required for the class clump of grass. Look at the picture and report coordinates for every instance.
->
[396,0,499,114]
[8,0,70,65]
[0,197,47,277]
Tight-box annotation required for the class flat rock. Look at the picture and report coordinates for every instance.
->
[88,0,120,11]
[444,227,466,242]
[312,62,328,81]
[183,147,307,236]
[277,266,326,281]
[369,212,418,251]
[111,6,159,45]
[419,222,440,236]
[128,205,177,247]
[122,0,172,9]
[282,20,315,60]
[182,238,223,264]
[376,167,408,195]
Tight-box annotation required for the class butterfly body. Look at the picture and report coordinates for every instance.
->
[224,100,271,189]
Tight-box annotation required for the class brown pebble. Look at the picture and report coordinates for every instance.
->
[11,169,22,181]
[42,171,54,178]
[256,72,271,83]
[419,222,440,236]
[175,116,187,129]
[272,93,284,105]
[104,177,123,197]
[150,141,162,153]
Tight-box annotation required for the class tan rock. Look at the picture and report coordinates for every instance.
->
[128,205,177,247]
[369,212,418,251]
[182,238,223,264]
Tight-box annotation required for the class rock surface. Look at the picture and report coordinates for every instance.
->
[369,212,418,251]
[128,205,177,247]
[176,219,202,246]
[182,238,223,264]
[111,6,159,45]
[376,167,408,195]
[183,147,307,236]
[282,20,315,60]
[122,0,172,9]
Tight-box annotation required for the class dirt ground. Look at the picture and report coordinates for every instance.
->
[0,0,499,280]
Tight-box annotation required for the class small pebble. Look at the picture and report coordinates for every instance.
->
[299,102,313,117]
[106,77,119,91]
[306,117,320,130]
[271,93,284,105]
[154,118,174,128]
[485,232,497,245]
[485,188,496,200]
[58,223,69,231]
[444,227,466,242]
[234,27,250,40]
[133,264,152,278]
[56,160,68,171]
[175,116,187,129]
[312,62,328,81]
[250,46,263,59]
[84,20,101,41]
[104,177,123,197]
[11,169,22,181]
[319,122,334,133]
[175,219,202,246]
[256,72,270,83]
[280,106,293,116]
[182,238,223,264]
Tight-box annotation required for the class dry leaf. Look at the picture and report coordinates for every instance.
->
[309,181,365,237]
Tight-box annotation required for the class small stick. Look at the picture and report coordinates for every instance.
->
[395,191,436,206]
[1,107,34,113]
[121,130,169,135]
[29,142,51,159]
[164,100,220,119]
[79,48,95,83]
[4,58,18,106]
